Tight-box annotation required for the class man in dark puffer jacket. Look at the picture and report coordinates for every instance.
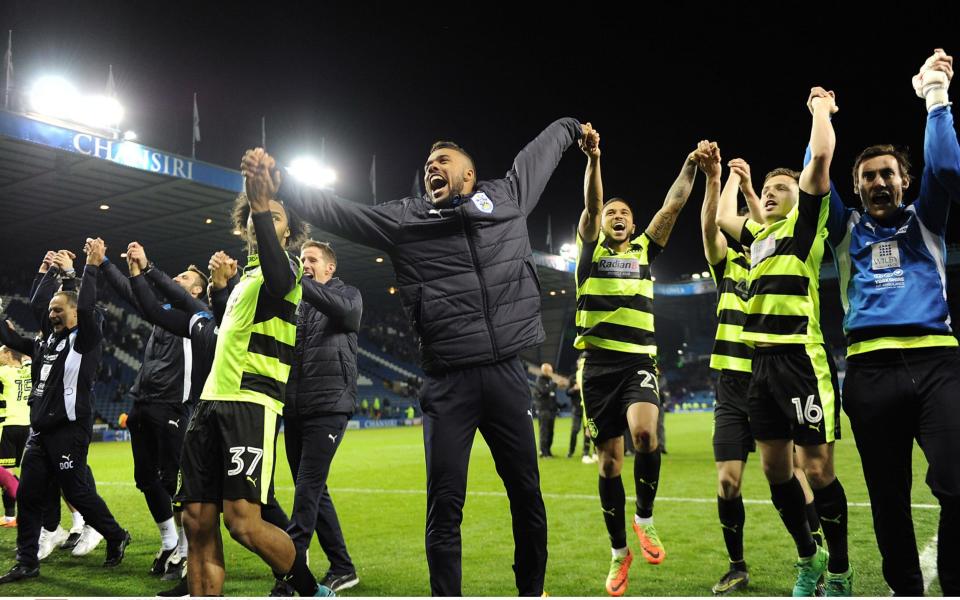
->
[242,118,588,596]
[280,240,361,595]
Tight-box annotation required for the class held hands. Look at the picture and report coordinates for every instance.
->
[807,86,839,115]
[727,158,753,193]
[39,251,57,273]
[579,123,601,159]
[84,238,106,266]
[241,148,281,212]
[208,250,238,291]
[913,48,953,111]
[693,140,721,178]
[52,250,76,273]
[126,242,148,275]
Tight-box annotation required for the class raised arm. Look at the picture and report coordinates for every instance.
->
[243,150,400,251]
[645,149,699,247]
[505,117,585,216]
[799,87,837,196]
[913,49,959,232]
[207,251,238,326]
[0,320,34,357]
[127,242,208,314]
[75,239,105,354]
[698,141,726,265]
[302,279,363,333]
[31,250,73,334]
[99,256,139,309]
[716,158,756,241]
[129,273,191,338]
[577,123,602,243]
[242,154,299,298]
[28,253,55,301]
[252,209,297,299]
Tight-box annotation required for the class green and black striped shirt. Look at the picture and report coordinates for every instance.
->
[708,248,753,372]
[574,231,662,355]
[739,190,831,345]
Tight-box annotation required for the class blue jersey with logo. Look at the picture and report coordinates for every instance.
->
[829,106,960,355]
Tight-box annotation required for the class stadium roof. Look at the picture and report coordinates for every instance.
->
[0,109,580,364]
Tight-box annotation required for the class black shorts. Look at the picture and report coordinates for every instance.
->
[0,425,29,468]
[582,349,659,444]
[748,344,841,446]
[713,370,756,462]
[176,400,280,505]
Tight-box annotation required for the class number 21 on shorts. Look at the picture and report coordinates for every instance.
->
[790,394,823,425]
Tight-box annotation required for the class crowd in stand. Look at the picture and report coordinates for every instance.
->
[359,306,420,366]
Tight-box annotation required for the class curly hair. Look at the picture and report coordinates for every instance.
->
[231,193,310,250]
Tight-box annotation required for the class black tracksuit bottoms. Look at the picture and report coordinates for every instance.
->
[128,402,188,524]
[420,356,547,597]
[284,413,354,575]
[843,347,960,596]
[16,422,125,568]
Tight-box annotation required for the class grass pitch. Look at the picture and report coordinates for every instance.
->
[0,413,941,596]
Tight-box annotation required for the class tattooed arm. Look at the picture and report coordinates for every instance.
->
[645,147,701,247]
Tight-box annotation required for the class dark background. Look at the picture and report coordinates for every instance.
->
[3,1,960,280]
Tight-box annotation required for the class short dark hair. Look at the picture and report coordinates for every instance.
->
[231,193,309,250]
[301,239,337,264]
[737,205,751,217]
[763,168,801,183]
[52,290,78,308]
[429,141,476,175]
[186,265,208,289]
[601,197,633,213]
[852,144,912,187]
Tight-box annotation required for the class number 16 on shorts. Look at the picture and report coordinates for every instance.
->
[790,394,823,426]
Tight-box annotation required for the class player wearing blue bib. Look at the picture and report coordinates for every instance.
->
[829,49,960,596]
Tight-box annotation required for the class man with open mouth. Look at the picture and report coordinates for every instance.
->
[242,116,590,596]
[573,125,702,596]
[830,48,960,597]
[716,88,849,596]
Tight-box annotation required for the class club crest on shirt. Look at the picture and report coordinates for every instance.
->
[55,339,67,352]
[471,192,494,214]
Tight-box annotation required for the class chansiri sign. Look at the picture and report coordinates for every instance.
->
[0,110,243,192]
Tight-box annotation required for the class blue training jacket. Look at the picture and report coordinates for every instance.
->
[820,106,960,355]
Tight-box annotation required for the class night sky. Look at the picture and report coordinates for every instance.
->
[4,1,960,280]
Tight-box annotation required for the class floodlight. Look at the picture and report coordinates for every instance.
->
[289,157,336,189]
[30,76,78,119]
[559,242,577,261]
[78,95,124,128]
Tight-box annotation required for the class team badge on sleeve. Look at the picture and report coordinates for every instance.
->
[471,192,494,214]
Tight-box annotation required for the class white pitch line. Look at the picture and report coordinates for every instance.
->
[919,535,938,593]
[93,481,940,510]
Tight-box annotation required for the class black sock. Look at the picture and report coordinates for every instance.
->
[770,476,816,558]
[283,547,318,596]
[717,496,746,563]
[634,450,660,519]
[2,492,15,518]
[598,475,627,549]
[805,501,823,546]
[814,478,848,573]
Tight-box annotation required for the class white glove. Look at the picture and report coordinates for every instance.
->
[913,50,951,111]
